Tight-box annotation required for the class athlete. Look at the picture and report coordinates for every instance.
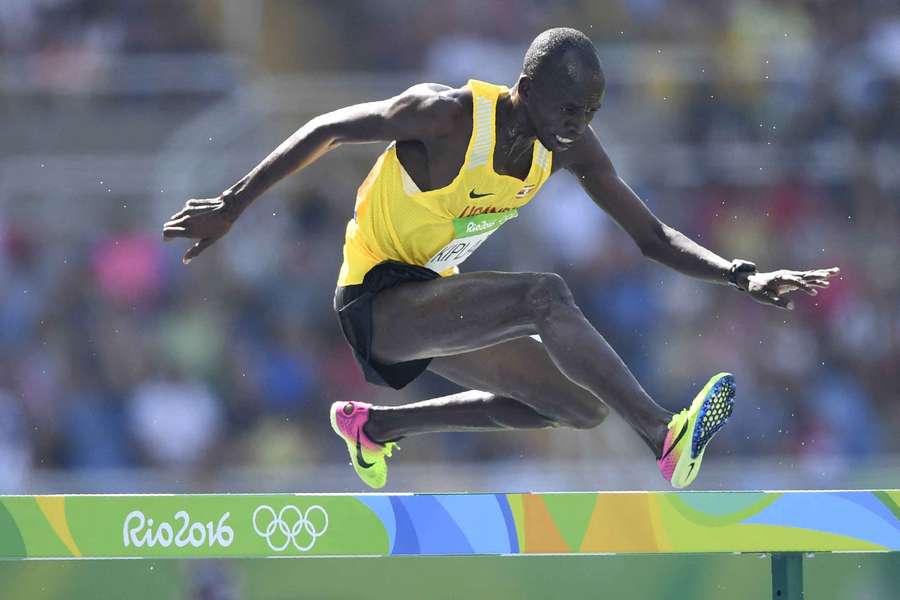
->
[163,28,839,489]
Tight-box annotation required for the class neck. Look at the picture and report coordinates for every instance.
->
[501,83,536,143]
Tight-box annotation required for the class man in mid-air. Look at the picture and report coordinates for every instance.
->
[164,28,838,489]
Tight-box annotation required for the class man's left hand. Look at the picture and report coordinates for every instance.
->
[741,267,841,310]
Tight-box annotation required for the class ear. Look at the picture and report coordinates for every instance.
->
[517,75,532,103]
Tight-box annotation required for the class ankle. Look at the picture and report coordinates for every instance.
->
[650,415,674,460]
[362,410,385,444]
[363,410,402,445]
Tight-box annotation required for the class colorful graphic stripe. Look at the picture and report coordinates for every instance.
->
[0,491,897,559]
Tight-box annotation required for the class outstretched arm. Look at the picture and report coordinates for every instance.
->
[162,84,460,263]
[562,128,839,309]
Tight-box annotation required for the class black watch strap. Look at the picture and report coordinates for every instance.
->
[727,259,757,291]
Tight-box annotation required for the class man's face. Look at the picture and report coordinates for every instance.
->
[523,57,605,152]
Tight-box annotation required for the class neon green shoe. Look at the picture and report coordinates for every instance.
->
[657,373,735,489]
[329,401,398,489]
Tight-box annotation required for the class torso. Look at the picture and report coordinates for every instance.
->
[337,80,554,287]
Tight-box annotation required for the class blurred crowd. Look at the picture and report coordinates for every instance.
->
[1,0,898,492]
[1,0,213,54]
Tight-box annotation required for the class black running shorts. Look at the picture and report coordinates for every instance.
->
[334,260,441,390]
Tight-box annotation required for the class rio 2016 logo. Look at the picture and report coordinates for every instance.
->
[123,510,234,548]
[252,504,329,552]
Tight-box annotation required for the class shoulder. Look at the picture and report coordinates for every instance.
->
[390,83,471,135]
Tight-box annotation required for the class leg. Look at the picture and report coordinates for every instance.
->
[369,271,671,456]
[365,336,611,440]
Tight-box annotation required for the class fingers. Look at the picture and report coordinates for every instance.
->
[162,226,188,240]
[166,198,222,222]
[783,274,819,296]
[187,198,218,207]
[161,198,226,264]
[803,267,840,283]
[162,226,186,240]
[777,267,840,291]
[183,238,215,264]
[168,203,220,223]
[162,216,191,241]
[805,280,831,289]
[162,204,222,240]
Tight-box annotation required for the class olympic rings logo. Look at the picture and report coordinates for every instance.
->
[252,504,329,552]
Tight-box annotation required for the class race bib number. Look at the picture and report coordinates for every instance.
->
[425,209,517,272]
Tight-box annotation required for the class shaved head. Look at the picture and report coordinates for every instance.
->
[523,28,604,89]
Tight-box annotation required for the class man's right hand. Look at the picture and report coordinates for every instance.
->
[162,196,238,264]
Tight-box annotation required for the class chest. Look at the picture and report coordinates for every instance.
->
[396,125,532,192]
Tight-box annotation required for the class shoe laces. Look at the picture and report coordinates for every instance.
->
[383,442,400,457]
[669,409,689,430]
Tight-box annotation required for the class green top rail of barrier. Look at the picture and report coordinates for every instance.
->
[0,490,897,560]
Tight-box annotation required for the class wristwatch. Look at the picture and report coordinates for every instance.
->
[727,259,757,291]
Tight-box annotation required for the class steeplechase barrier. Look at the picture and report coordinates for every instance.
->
[1,490,898,599]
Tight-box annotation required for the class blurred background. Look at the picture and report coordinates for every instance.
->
[1,0,898,494]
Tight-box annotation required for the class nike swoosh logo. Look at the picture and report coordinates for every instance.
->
[356,430,375,469]
[469,189,493,199]
[660,420,689,461]
[686,462,696,480]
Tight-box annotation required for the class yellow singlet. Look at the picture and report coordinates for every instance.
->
[336,79,554,287]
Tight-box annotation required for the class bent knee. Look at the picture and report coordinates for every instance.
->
[516,389,609,430]
[524,272,576,320]
[565,402,610,430]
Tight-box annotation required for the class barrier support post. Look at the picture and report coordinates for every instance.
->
[771,552,804,600]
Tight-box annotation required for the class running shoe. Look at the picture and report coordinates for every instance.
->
[330,401,398,489]
[658,372,735,489]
